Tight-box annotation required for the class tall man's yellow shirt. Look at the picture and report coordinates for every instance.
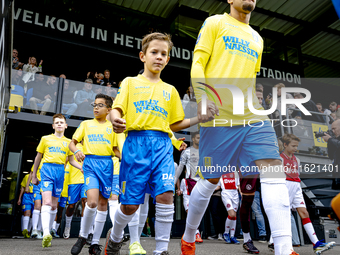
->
[113,75,185,136]
[37,134,73,164]
[193,13,266,126]
[73,119,117,156]
[67,143,84,185]
[21,174,33,193]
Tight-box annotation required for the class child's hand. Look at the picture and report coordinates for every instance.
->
[75,151,85,163]
[112,118,126,133]
[32,176,39,185]
[176,189,183,196]
[178,138,187,151]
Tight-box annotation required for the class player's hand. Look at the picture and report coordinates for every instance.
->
[17,199,21,206]
[178,138,187,151]
[197,100,219,123]
[32,176,39,185]
[39,60,43,65]
[176,189,182,196]
[75,151,85,163]
[24,186,29,193]
[80,167,84,174]
[112,118,126,133]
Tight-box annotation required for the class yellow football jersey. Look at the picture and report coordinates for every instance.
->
[67,143,84,185]
[112,156,120,175]
[37,134,72,164]
[21,174,33,193]
[192,13,267,126]
[73,119,117,156]
[113,75,185,136]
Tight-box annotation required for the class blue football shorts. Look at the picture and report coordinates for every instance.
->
[83,155,113,199]
[40,163,65,198]
[119,131,175,205]
[21,193,34,212]
[58,196,68,208]
[33,183,42,201]
[68,183,86,204]
[198,120,281,179]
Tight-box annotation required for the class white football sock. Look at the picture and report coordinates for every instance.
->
[91,210,107,245]
[243,232,251,243]
[228,217,237,237]
[129,207,140,244]
[195,229,200,235]
[154,203,174,254]
[38,213,42,231]
[183,179,217,243]
[80,203,97,238]
[110,205,135,242]
[269,235,273,244]
[52,221,56,231]
[41,205,51,237]
[23,216,30,231]
[49,209,57,232]
[261,168,292,255]
[65,215,73,229]
[138,194,150,237]
[302,218,318,245]
[109,200,119,227]
[55,223,60,231]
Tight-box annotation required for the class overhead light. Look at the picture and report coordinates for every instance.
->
[27,160,33,162]
[7,177,12,180]
[23,171,29,174]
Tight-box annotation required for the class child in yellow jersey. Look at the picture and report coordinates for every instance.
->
[70,94,120,255]
[107,32,198,255]
[17,172,34,238]
[32,114,82,248]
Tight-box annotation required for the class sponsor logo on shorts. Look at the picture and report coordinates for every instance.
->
[246,184,252,190]
[44,182,49,188]
[56,188,62,192]
[121,181,126,195]
[86,177,90,185]
[162,173,174,180]
[204,157,212,167]
[105,187,112,193]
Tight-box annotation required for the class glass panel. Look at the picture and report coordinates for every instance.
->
[287,47,299,65]
[10,69,59,115]
[0,152,21,215]
[62,80,118,119]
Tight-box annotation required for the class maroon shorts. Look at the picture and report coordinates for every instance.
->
[186,178,197,195]
[240,174,258,194]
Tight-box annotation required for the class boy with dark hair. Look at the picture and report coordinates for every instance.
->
[274,134,335,254]
[32,113,82,248]
[70,93,121,255]
[106,32,198,255]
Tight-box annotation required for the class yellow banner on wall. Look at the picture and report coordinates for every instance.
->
[311,123,328,148]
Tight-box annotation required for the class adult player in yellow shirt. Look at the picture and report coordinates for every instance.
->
[17,172,34,238]
[32,114,82,248]
[70,94,120,255]
[181,1,296,255]
[106,32,198,255]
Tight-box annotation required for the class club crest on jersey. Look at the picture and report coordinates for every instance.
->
[204,157,212,167]
[63,142,67,147]
[163,90,170,101]
[106,127,112,135]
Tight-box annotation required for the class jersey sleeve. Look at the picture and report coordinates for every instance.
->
[112,133,118,148]
[194,16,219,55]
[179,149,188,166]
[169,131,183,150]
[66,139,73,156]
[20,175,28,188]
[113,78,129,116]
[73,122,85,142]
[255,37,264,73]
[169,87,185,125]
[116,133,126,152]
[36,137,45,154]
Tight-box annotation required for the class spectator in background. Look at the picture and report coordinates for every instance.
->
[29,75,57,115]
[255,83,268,110]
[94,86,103,95]
[256,91,263,106]
[316,103,331,122]
[183,86,196,102]
[101,69,117,88]
[293,93,324,122]
[269,83,295,117]
[22,57,43,84]
[27,72,45,92]
[74,79,96,117]
[11,68,24,87]
[86,71,97,84]
[62,79,77,119]
[104,86,117,100]
[12,49,23,70]
[331,113,337,121]
[59,74,66,79]
[329,102,340,120]
[96,73,104,85]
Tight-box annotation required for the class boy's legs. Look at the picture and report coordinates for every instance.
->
[251,191,267,239]
[91,193,108,246]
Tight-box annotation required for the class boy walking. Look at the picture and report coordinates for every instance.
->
[106,32,198,255]
[280,134,335,254]
[70,93,120,255]
[32,114,82,248]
